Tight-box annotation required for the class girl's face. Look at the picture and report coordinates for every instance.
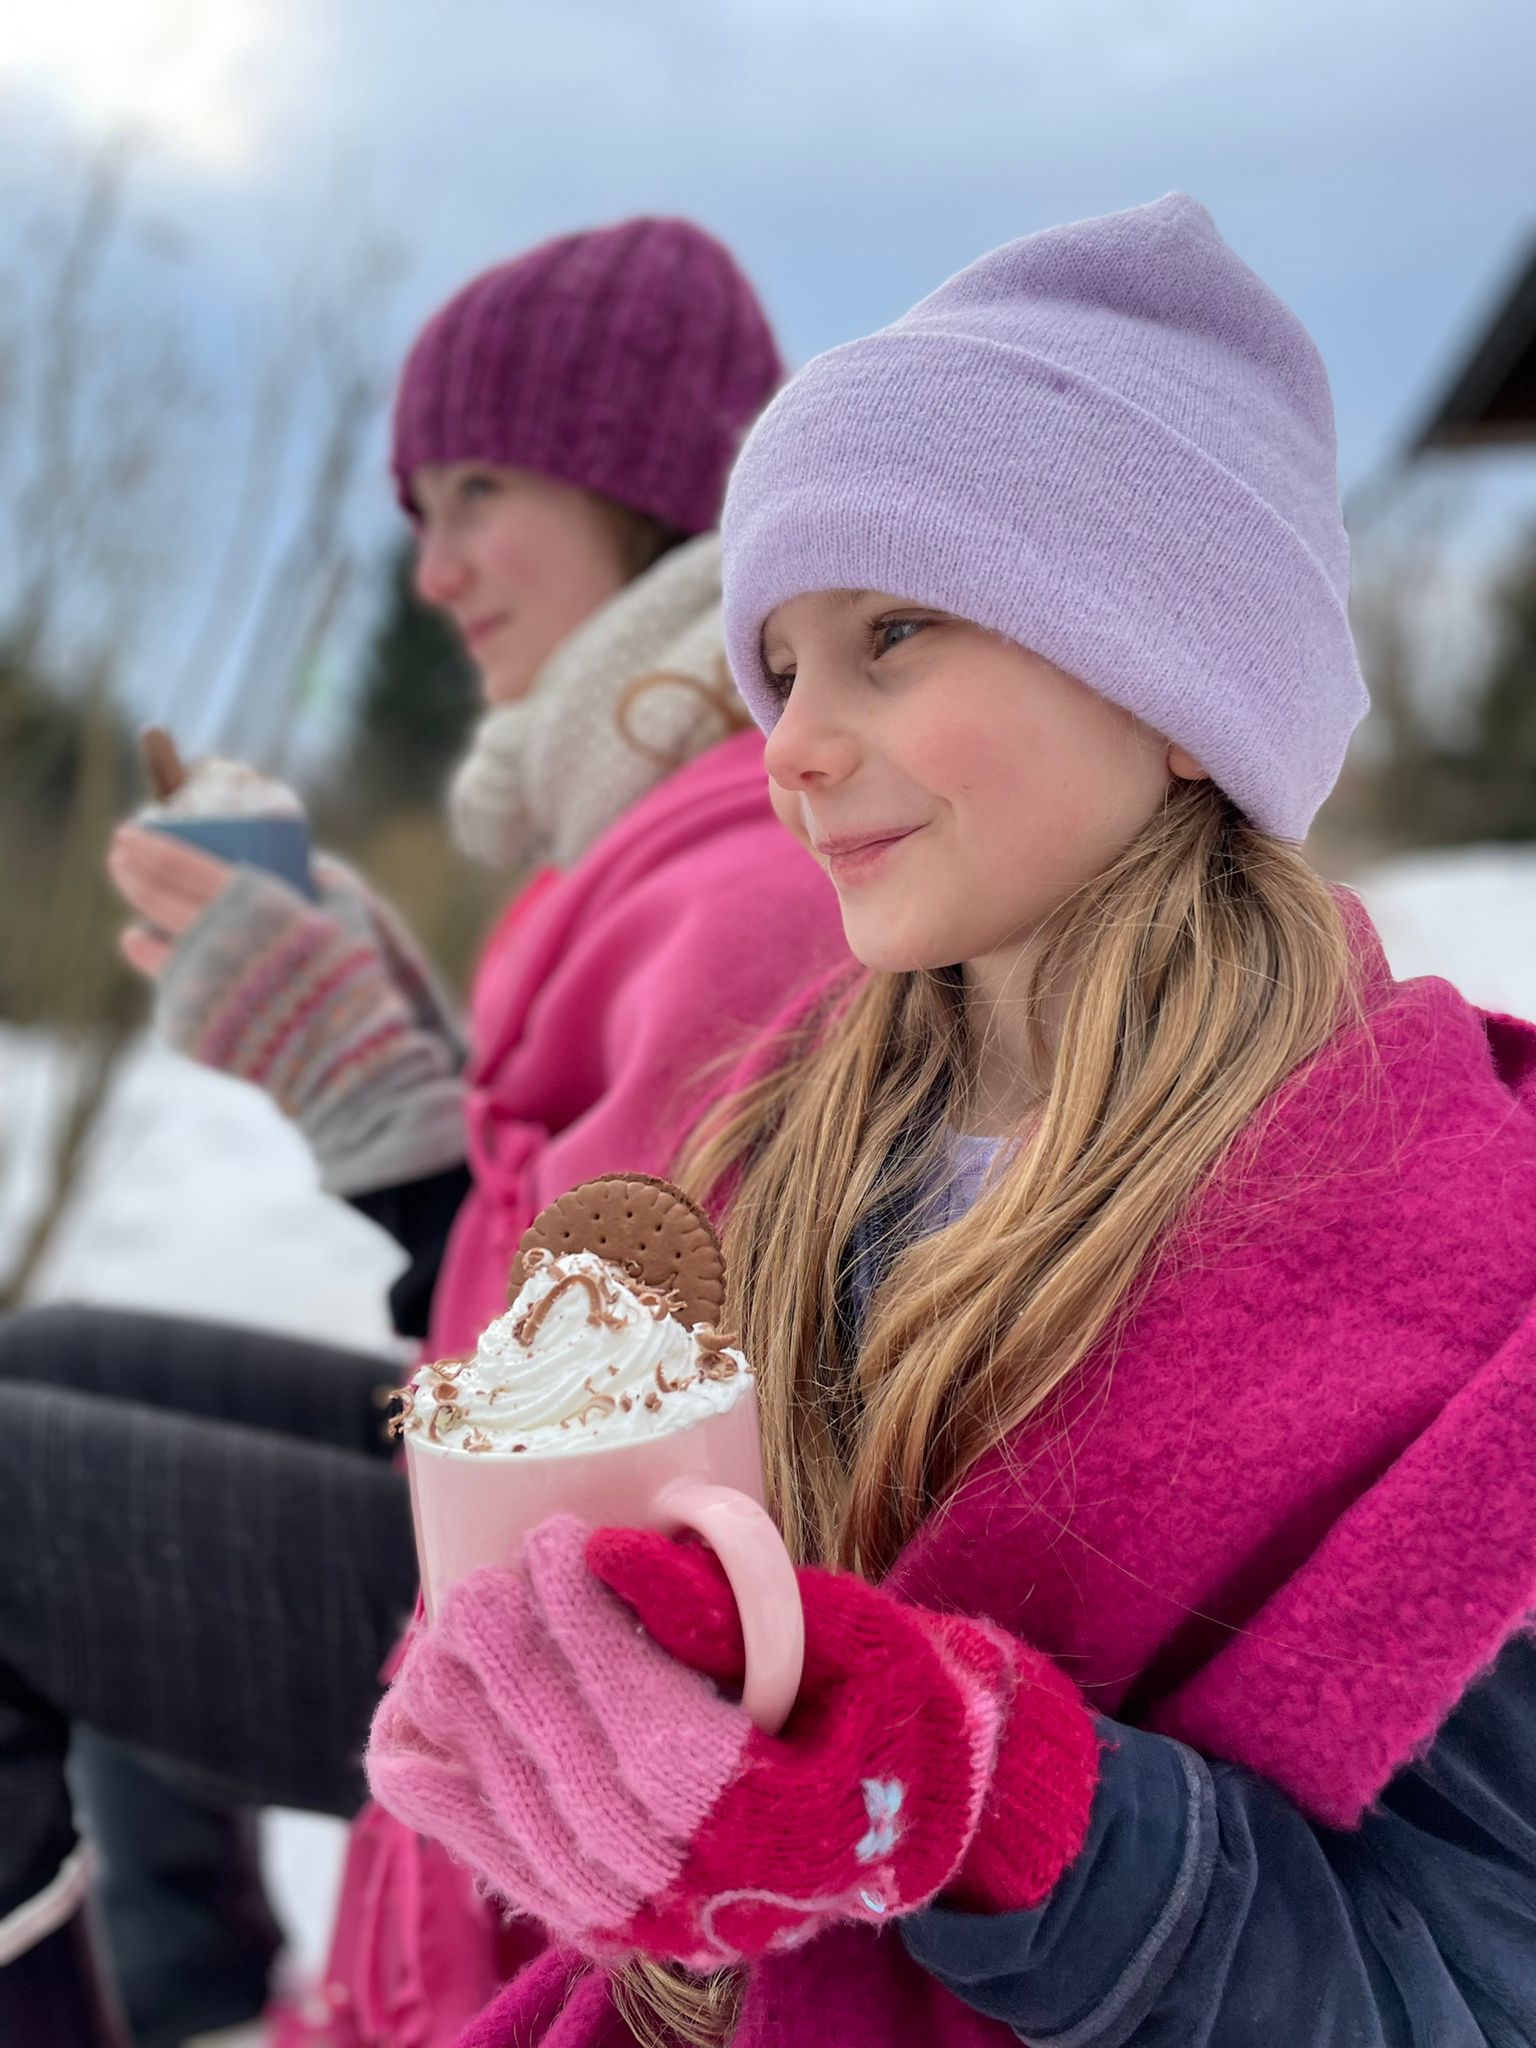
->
[410,463,631,705]
[761,591,1204,980]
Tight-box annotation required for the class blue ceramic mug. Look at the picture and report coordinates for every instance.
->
[145,815,316,900]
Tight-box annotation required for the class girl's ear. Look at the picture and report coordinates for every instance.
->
[1168,743,1208,783]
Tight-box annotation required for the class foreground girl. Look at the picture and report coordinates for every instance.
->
[368,195,1536,2046]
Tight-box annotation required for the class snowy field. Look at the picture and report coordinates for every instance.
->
[1349,844,1536,1019]
[0,842,1533,2033]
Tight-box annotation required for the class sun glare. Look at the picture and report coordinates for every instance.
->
[0,0,283,174]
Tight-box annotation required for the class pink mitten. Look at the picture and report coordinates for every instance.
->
[366,1516,1098,1972]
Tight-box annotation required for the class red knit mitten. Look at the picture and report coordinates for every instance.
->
[586,1527,1100,1963]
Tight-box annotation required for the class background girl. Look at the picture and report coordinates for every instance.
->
[0,217,845,2048]
[368,195,1536,2048]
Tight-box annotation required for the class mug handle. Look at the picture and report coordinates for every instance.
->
[652,1477,805,1736]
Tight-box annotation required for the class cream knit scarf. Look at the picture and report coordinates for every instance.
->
[448,532,744,871]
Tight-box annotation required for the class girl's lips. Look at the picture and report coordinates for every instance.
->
[817,826,921,883]
[465,612,510,650]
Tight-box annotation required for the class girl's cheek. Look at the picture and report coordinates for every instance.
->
[907,719,1018,806]
[769,781,810,846]
[481,535,534,591]
[478,504,546,583]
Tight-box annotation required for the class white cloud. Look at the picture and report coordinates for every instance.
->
[0,0,291,175]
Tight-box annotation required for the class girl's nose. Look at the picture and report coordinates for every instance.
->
[412,528,472,611]
[762,678,860,791]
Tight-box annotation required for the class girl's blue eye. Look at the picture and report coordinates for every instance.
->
[458,473,498,502]
[760,617,927,701]
[872,617,926,657]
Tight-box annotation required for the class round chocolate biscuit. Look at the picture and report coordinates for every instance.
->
[517,1173,725,1328]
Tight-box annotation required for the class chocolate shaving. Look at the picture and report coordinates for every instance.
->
[634,1282,689,1323]
[693,1326,741,1380]
[643,1390,662,1412]
[568,1376,619,1429]
[654,1358,693,1394]
[428,1401,466,1442]
[519,1245,553,1280]
[463,1428,495,1454]
[514,1265,627,1346]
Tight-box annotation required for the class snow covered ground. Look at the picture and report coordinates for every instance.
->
[0,841,1532,2031]
[2,1035,409,1348]
[1351,844,1536,1018]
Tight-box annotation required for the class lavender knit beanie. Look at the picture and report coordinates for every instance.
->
[393,218,783,536]
[722,194,1366,841]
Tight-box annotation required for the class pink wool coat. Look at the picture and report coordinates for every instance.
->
[461,909,1536,2048]
[274,730,847,2048]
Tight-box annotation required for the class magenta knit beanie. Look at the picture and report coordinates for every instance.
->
[392,217,783,537]
[721,194,1367,842]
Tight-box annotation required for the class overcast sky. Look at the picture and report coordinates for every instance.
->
[2,0,1532,751]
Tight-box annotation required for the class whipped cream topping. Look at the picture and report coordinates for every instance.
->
[142,757,305,822]
[396,1248,748,1455]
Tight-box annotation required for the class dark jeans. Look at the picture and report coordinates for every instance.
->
[0,1304,416,2044]
[67,1731,279,2048]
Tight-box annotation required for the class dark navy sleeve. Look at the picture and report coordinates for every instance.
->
[348,1160,472,1337]
[900,1631,1536,2046]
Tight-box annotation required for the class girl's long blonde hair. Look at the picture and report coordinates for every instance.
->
[614,778,1354,2047]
